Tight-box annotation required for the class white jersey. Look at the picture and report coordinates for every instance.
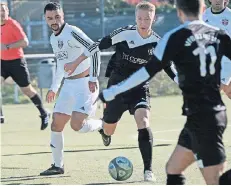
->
[50,23,100,93]
[203,7,231,36]
[203,7,231,85]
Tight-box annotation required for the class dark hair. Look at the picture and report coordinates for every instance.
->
[44,2,62,14]
[176,0,203,16]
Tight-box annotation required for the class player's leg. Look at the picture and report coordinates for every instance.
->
[100,95,127,146]
[166,144,195,184]
[70,78,103,133]
[10,58,49,130]
[40,82,73,176]
[1,60,10,124]
[134,107,156,182]
[0,78,5,124]
[165,117,198,185]
[196,111,227,184]
[40,113,70,176]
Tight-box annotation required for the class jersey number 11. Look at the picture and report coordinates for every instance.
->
[193,45,217,77]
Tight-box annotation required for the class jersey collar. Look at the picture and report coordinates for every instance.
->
[210,7,226,14]
[54,23,66,36]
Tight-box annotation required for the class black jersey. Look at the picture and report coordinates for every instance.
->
[149,20,231,115]
[86,25,171,78]
[101,20,231,115]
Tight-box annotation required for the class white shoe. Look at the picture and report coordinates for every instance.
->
[144,170,156,182]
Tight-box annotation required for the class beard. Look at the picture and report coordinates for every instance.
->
[51,24,60,31]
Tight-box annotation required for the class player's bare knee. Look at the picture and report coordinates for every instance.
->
[166,160,184,175]
[51,113,67,132]
[51,121,63,132]
[20,85,36,97]
[70,120,83,131]
[104,127,115,136]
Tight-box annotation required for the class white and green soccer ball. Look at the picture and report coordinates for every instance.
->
[108,156,133,181]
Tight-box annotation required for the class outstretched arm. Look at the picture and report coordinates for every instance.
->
[99,55,163,102]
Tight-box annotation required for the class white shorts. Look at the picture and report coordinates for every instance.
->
[53,77,99,116]
[221,57,231,85]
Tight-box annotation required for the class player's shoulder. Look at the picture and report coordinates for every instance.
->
[8,17,22,28]
[224,7,231,14]
[162,23,189,42]
[110,25,136,37]
[152,31,161,40]
[67,24,83,33]
[203,7,212,15]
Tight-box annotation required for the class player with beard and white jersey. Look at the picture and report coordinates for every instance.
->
[40,2,104,176]
[64,1,177,181]
[203,0,231,98]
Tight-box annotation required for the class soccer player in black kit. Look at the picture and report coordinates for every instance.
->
[98,0,231,184]
[64,1,177,181]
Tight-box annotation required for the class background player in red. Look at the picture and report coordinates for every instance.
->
[0,2,49,129]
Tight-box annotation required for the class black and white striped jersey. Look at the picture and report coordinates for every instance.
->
[103,20,231,115]
[50,23,100,93]
[148,20,231,115]
[85,25,165,79]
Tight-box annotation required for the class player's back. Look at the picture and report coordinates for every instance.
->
[168,21,228,115]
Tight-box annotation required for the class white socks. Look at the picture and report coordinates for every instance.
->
[50,131,64,168]
[49,120,102,167]
[78,119,103,133]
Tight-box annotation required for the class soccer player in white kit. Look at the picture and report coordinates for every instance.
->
[40,2,103,175]
[203,0,231,98]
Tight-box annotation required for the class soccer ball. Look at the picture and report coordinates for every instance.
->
[108,156,133,181]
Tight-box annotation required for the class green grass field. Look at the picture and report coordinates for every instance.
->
[1,95,231,185]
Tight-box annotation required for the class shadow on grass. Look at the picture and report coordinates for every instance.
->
[1,175,70,183]
[2,144,171,157]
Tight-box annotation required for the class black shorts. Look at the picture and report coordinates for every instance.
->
[103,74,150,124]
[178,110,227,168]
[1,58,31,87]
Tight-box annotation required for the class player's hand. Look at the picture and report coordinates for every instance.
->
[1,43,7,51]
[89,81,98,93]
[46,90,56,103]
[64,62,78,76]
[98,87,116,103]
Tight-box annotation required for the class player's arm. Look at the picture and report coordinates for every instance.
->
[47,59,65,103]
[162,61,178,83]
[1,20,28,50]
[68,27,101,83]
[99,32,177,102]
[64,27,125,75]
[222,34,231,61]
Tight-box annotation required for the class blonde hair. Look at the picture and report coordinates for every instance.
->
[0,2,8,6]
[135,1,156,12]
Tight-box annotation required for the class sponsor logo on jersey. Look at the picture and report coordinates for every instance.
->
[148,48,153,56]
[129,40,135,45]
[55,51,68,60]
[222,19,229,26]
[58,40,64,49]
[122,52,148,64]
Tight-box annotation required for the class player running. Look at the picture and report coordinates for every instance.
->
[0,2,50,128]
[40,2,103,176]
[64,1,177,181]
[98,0,231,184]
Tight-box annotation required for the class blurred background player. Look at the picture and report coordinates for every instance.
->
[98,0,231,184]
[64,1,177,181]
[0,2,49,129]
[40,2,103,176]
[203,0,231,98]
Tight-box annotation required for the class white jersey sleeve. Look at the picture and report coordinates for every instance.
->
[70,26,101,82]
[86,26,133,57]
